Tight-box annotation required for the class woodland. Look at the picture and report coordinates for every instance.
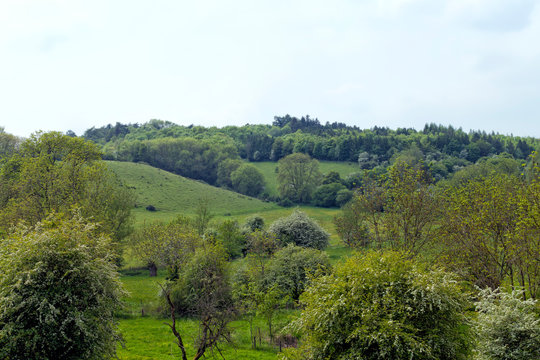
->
[0,118,539,360]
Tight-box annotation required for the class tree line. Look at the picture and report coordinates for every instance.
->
[84,117,537,166]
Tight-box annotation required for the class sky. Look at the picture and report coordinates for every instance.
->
[1,0,539,138]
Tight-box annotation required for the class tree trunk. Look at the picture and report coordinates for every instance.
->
[149,262,157,277]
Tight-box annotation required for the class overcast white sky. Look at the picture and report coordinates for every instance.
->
[1,0,539,138]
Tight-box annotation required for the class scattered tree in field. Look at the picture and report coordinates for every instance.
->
[245,230,280,275]
[263,244,331,301]
[335,188,353,206]
[129,217,199,277]
[277,153,322,203]
[231,163,265,197]
[473,288,540,360]
[282,251,472,360]
[163,243,234,360]
[215,219,245,259]
[0,213,125,360]
[269,210,329,250]
[321,170,342,185]
[242,214,265,233]
[193,197,214,235]
[312,182,346,207]
[216,158,243,188]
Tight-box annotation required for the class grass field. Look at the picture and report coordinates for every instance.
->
[118,271,289,360]
[107,161,280,225]
[250,160,359,196]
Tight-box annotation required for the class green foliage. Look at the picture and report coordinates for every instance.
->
[277,153,322,203]
[129,217,199,276]
[216,158,243,188]
[473,288,540,360]
[166,243,235,356]
[382,161,440,255]
[269,210,330,250]
[335,188,354,206]
[112,136,239,185]
[312,182,346,207]
[242,214,265,233]
[286,251,472,360]
[264,244,331,301]
[0,127,20,161]
[215,219,246,259]
[0,132,134,240]
[438,173,523,289]
[231,163,266,197]
[333,198,371,248]
[0,213,125,360]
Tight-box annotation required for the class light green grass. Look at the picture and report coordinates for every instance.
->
[118,273,285,360]
[250,161,359,196]
[107,161,279,225]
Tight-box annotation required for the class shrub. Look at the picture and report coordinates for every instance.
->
[242,214,265,233]
[264,244,331,300]
[0,214,125,360]
[312,182,346,207]
[473,288,540,360]
[215,220,246,259]
[283,251,472,360]
[269,210,329,250]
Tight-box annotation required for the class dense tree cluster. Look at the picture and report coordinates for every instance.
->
[84,118,538,171]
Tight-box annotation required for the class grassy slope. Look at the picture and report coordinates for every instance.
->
[107,161,279,225]
[251,160,359,196]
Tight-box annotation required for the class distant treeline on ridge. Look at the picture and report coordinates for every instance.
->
[83,115,538,185]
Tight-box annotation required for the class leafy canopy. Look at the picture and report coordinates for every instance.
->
[284,251,472,360]
[0,213,125,360]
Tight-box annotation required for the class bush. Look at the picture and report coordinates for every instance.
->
[335,188,354,206]
[264,244,330,301]
[167,243,234,318]
[473,288,540,360]
[215,220,246,259]
[284,251,472,360]
[0,214,125,360]
[231,163,265,197]
[312,182,346,207]
[242,214,265,233]
[269,210,329,250]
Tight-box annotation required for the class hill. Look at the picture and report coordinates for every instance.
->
[106,161,279,224]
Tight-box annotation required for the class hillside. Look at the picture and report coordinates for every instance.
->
[106,161,279,224]
[250,160,360,196]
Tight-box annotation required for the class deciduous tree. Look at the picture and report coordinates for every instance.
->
[277,153,322,203]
